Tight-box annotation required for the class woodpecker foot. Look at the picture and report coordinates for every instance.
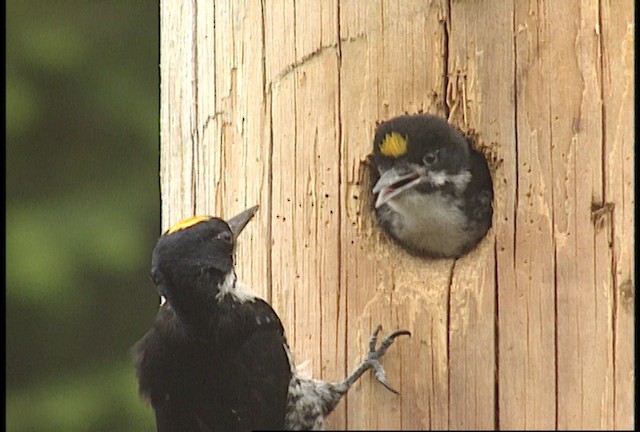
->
[361,324,411,394]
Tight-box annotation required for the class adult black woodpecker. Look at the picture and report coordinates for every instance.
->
[134,205,410,431]
[370,114,494,258]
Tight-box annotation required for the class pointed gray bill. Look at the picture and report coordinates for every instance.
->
[373,168,421,208]
[226,205,259,238]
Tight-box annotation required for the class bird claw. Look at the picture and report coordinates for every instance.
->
[363,325,411,394]
[371,359,399,394]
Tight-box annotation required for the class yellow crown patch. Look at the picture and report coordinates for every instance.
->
[166,215,212,234]
[379,132,408,157]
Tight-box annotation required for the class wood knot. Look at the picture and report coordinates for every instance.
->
[618,280,634,310]
[590,201,615,230]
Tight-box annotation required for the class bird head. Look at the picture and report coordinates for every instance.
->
[372,114,472,208]
[150,206,258,315]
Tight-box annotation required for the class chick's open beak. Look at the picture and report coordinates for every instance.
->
[226,205,259,239]
[373,167,422,208]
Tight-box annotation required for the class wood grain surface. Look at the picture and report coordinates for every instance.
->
[159,1,634,429]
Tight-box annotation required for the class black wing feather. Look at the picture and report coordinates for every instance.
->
[135,300,291,432]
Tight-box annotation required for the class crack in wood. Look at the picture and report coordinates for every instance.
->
[267,35,365,89]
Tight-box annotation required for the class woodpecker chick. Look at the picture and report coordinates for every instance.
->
[134,206,410,431]
[371,114,493,258]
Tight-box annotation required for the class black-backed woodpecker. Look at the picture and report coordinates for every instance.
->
[134,205,410,431]
[371,114,494,258]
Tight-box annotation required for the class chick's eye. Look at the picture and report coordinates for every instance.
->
[423,150,439,166]
[216,230,233,245]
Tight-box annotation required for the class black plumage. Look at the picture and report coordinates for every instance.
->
[134,207,290,431]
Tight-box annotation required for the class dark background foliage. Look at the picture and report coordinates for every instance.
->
[7,2,160,430]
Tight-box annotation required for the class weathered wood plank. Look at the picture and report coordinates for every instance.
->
[447,0,515,428]
[600,0,635,429]
[500,1,559,429]
[209,0,271,298]
[339,1,451,430]
[265,1,347,428]
[543,2,614,428]
[160,1,198,227]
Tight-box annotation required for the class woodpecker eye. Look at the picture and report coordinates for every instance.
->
[423,150,439,166]
[216,230,234,245]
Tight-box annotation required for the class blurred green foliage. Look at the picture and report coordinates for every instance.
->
[7,2,160,430]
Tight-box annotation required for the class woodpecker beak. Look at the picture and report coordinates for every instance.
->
[373,167,422,208]
[226,205,259,239]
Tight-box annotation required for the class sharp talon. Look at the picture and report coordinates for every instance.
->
[380,381,399,395]
[372,361,399,394]
[379,330,412,352]
[389,329,412,339]
[362,326,411,395]
[368,324,383,351]
[340,327,410,395]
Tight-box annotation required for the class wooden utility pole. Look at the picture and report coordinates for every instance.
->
[159,1,634,429]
